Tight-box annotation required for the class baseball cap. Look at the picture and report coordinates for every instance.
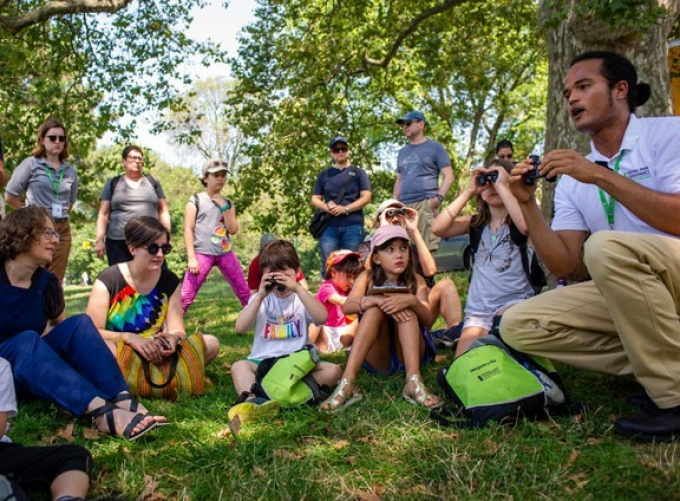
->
[202,159,229,176]
[329,136,348,149]
[325,249,360,274]
[375,199,406,219]
[396,110,428,125]
[371,225,410,251]
[259,233,278,249]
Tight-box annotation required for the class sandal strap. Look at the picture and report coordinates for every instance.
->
[405,374,437,405]
[110,391,139,412]
[84,402,118,436]
[325,378,358,410]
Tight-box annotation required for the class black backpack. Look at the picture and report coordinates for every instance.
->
[469,215,547,295]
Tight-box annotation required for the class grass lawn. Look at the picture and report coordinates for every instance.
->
[11,276,680,500]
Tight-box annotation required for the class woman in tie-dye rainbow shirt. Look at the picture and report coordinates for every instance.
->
[87,217,220,371]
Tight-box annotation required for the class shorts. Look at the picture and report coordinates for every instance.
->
[362,318,437,376]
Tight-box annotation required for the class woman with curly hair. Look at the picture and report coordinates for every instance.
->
[5,118,78,282]
[0,207,164,441]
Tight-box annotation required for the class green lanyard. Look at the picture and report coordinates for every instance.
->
[597,151,625,229]
[44,165,65,198]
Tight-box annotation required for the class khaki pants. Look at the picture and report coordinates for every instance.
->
[47,220,72,283]
[501,231,680,408]
[406,198,440,252]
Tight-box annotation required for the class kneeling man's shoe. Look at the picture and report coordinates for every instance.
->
[614,406,680,442]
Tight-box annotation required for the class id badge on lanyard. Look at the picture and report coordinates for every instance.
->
[45,166,65,218]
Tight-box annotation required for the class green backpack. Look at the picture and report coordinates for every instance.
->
[251,345,327,407]
[434,335,568,428]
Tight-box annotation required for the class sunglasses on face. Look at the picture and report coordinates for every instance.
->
[45,135,66,143]
[144,243,173,255]
[331,147,348,153]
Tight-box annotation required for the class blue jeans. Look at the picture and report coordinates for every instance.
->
[318,224,364,277]
[0,314,128,416]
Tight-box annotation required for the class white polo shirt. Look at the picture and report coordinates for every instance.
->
[552,114,680,238]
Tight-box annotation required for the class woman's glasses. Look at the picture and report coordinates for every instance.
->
[331,147,348,153]
[144,243,173,255]
[45,135,66,143]
[42,228,60,241]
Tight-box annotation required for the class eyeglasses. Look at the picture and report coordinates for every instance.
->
[42,228,60,241]
[144,243,173,255]
[384,208,408,218]
[331,147,348,153]
[126,155,145,164]
[45,135,66,143]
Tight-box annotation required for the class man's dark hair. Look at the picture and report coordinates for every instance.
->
[570,51,651,112]
[122,145,144,160]
[495,139,514,154]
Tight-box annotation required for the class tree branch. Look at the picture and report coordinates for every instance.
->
[363,0,473,69]
[0,0,133,34]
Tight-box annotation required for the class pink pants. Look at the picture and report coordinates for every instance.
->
[181,252,250,313]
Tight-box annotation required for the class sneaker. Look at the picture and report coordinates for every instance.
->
[614,405,680,442]
[227,398,280,424]
[430,324,463,349]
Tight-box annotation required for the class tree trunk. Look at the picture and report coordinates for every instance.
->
[539,0,680,221]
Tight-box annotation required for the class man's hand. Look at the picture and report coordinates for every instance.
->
[509,160,540,203]
[542,149,606,185]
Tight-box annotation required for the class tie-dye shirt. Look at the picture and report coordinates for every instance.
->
[248,292,315,360]
[97,264,180,338]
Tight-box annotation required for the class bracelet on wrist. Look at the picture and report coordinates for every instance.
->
[345,206,350,215]
[220,201,231,212]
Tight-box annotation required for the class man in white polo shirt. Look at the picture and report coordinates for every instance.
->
[502,50,680,441]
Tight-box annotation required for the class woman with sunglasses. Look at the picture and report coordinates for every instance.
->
[95,144,171,265]
[0,207,163,441]
[87,217,220,382]
[181,159,250,312]
[5,118,78,282]
[311,136,372,277]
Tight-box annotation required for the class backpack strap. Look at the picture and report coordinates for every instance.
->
[191,194,200,212]
[110,175,122,193]
[508,222,546,294]
[110,174,160,195]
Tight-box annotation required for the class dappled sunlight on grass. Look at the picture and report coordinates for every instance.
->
[8,277,680,499]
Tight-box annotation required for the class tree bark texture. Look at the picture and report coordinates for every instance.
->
[539,0,680,221]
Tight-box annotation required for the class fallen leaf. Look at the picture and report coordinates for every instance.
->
[82,427,103,440]
[357,435,377,444]
[434,355,448,364]
[564,450,579,470]
[40,435,57,445]
[573,414,583,424]
[274,449,303,460]
[253,466,266,476]
[216,428,232,439]
[229,415,242,437]
[333,440,350,450]
[301,436,322,445]
[567,472,589,490]
[586,436,602,445]
[137,475,168,501]
[352,489,382,501]
[345,456,357,465]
